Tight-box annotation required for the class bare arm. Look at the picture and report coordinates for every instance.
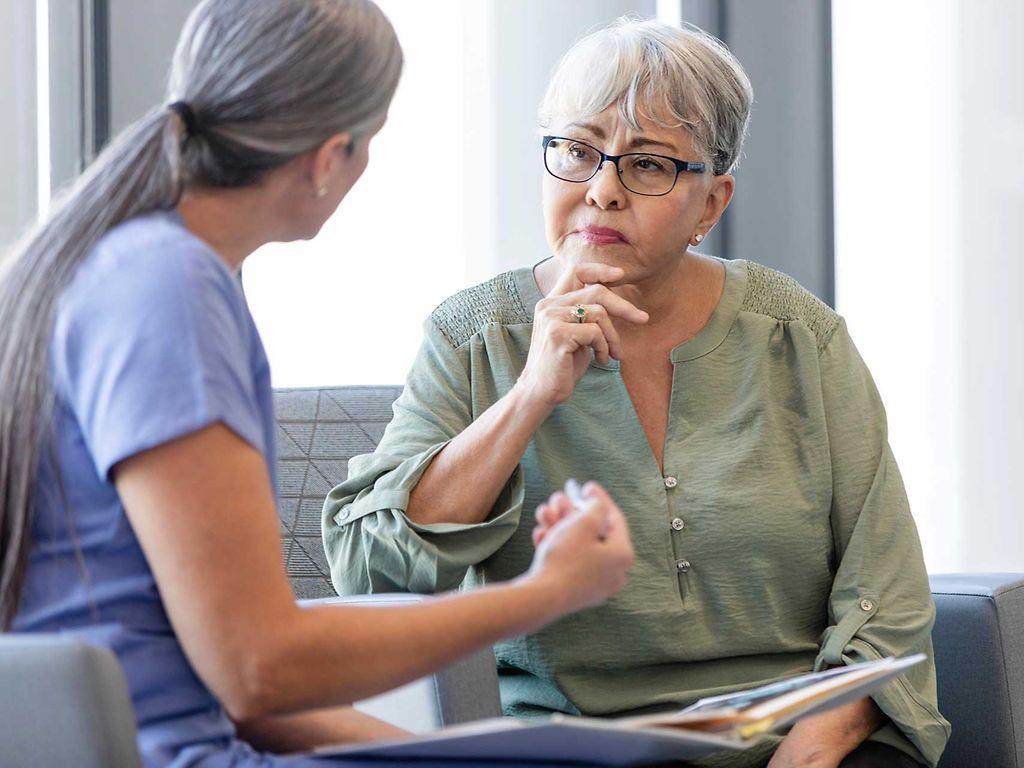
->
[405,262,648,526]
[234,705,408,754]
[404,381,552,526]
[767,697,884,768]
[114,423,633,728]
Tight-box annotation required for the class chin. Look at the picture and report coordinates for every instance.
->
[297,219,328,241]
[569,245,634,268]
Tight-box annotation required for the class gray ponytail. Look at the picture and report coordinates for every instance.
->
[0,0,402,628]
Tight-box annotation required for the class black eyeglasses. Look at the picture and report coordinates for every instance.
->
[542,135,706,197]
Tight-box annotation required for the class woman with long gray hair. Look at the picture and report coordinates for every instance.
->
[0,1,634,765]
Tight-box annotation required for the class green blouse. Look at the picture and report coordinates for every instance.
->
[322,258,950,767]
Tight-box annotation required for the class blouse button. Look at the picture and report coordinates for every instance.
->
[860,599,875,612]
[675,559,691,573]
[663,475,678,489]
[670,518,685,531]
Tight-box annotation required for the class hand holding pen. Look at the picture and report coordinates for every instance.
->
[527,479,635,611]
[532,479,620,546]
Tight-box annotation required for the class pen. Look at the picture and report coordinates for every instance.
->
[564,478,608,541]
[564,478,588,509]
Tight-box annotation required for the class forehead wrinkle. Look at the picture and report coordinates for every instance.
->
[624,135,678,153]
[564,119,681,155]
[565,120,605,139]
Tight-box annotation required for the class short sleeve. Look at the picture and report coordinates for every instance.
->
[53,234,265,480]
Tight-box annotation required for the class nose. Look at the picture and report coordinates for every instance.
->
[585,160,627,210]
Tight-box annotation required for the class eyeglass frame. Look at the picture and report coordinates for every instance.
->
[541,135,707,197]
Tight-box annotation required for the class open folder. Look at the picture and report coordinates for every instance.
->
[310,654,925,766]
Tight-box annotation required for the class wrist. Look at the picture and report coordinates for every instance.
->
[509,376,558,420]
[511,570,572,629]
[782,701,880,764]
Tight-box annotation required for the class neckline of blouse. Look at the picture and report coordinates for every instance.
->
[512,255,749,368]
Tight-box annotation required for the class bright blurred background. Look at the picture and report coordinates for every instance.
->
[2,0,1021,573]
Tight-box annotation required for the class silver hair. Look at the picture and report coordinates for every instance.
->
[538,17,753,176]
[0,0,402,628]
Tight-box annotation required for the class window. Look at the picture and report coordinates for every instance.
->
[243,0,667,387]
[833,0,1024,571]
[242,0,495,387]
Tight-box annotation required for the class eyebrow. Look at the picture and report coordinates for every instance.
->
[565,121,680,153]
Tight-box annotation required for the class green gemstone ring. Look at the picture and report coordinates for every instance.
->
[571,304,589,324]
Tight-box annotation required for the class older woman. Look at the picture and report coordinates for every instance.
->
[323,19,949,768]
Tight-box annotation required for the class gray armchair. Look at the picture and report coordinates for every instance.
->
[929,574,1024,767]
[274,385,502,730]
[1,385,1021,766]
[0,633,142,768]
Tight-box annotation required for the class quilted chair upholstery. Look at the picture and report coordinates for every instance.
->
[274,386,402,598]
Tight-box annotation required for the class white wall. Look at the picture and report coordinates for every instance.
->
[244,0,657,386]
[833,0,1024,572]
[956,0,1024,571]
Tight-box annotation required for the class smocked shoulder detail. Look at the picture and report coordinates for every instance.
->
[740,261,840,354]
[430,270,533,348]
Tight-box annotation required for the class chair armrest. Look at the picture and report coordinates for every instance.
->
[929,573,1024,768]
[299,595,502,732]
[0,634,141,768]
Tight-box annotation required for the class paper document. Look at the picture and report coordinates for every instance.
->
[310,654,925,766]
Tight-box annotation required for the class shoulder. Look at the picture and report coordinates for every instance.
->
[54,210,253,381]
[428,269,533,348]
[62,210,244,329]
[738,260,841,354]
[89,209,237,293]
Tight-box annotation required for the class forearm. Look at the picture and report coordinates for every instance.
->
[252,574,564,717]
[117,424,619,728]
[405,382,552,525]
[772,698,884,767]
[234,704,408,753]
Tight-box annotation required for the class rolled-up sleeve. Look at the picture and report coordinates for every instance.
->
[813,320,951,766]
[322,318,524,595]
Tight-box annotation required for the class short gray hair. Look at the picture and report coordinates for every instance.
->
[539,17,753,175]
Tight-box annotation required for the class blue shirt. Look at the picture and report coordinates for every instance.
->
[13,209,276,766]
[10,209,588,768]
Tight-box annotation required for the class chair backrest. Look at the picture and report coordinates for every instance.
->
[930,573,1024,768]
[276,387,504,730]
[274,386,402,598]
[0,634,142,768]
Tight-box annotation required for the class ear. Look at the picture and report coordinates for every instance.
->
[697,173,736,233]
[306,132,354,193]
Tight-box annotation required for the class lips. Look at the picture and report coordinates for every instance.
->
[576,225,628,245]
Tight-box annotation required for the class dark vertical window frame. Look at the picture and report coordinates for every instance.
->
[714,0,731,267]
[85,0,110,158]
[678,0,835,307]
[820,0,835,308]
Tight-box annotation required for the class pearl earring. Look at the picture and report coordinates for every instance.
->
[693,233,704,244]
